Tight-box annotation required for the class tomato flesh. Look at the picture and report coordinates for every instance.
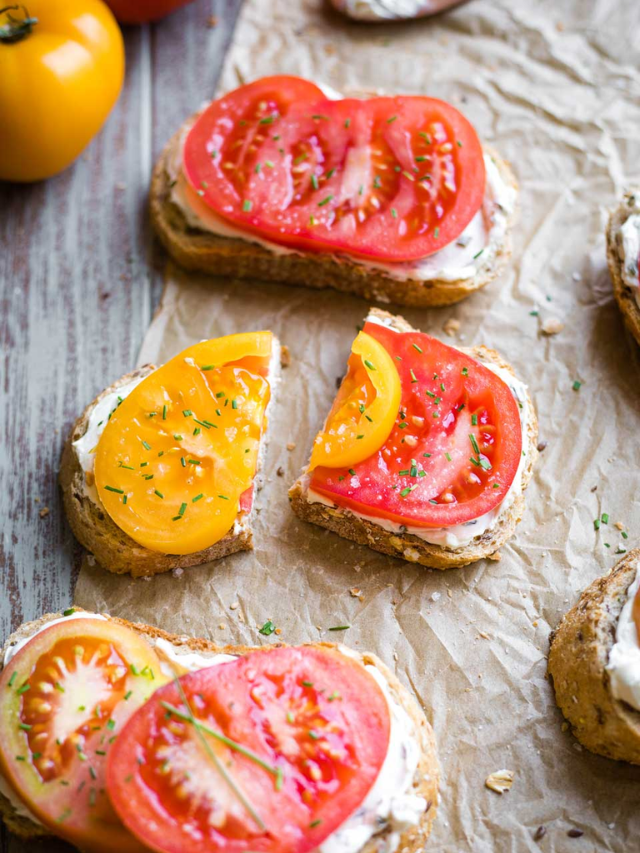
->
[310,321,523,528]
[184,78,486,262]
[94,334,274,555]
[0,617,168,853]
[107,646,390,853]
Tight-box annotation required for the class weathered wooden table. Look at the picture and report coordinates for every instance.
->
[0,2,242,848]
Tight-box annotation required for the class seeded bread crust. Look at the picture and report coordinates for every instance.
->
[59,367,253,578]
[290,309,538,570]
[548,549,640,764]
[606,190,640,347]
[150,117,517,309]
[0,611,439,852]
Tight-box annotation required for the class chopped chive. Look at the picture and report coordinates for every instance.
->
[410,369,418,383]
[63,608,75,616]
[201,364,215,371]
[349,469,356,476]
[310,819,322,828]
[364,359,376,371]
[344,118,351,128]
[104,485,124,494]
[469,434,480,456]
[601,513,609,524]
[311,174,319,190]
[594,518,600,531]
[178,503,187,517]
[242,200,253,212]
[412,343,423,353]
[7,672,17,687]
[218,494,229,500]
[16,683,30,695]
[318,194,333,207]
[182,409,192,417]
[181,457,186,468]
[471,414,478,426]
[473,249,484,259]
[154,490,164,499]
[434,226,440,238]
[326,168,336,179]
[572,380,581,391]
[328,625,350,631]
[192,494,204,503]
[193,427,201,436]
[391,208,398,218]
[462,367,469,376]
[259,620,276,636]
[445,453,452,462]
[18,723,32,731]
[387,115,397,123]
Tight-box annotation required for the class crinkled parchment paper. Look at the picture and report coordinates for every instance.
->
[76,0,640,849]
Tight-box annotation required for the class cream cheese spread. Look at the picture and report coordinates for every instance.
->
[1,615,425,853]
[333,0,461,20]
[619,213,640,311]
[306,312,530,549]
[606,563,640,712]
[168,116,515,285]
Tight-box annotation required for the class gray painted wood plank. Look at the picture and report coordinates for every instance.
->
[0,2,242,849]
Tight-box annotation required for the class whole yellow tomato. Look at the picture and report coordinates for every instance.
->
[0,1,124,182]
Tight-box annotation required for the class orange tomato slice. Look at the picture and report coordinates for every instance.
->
[94,332,274,554]
[309,331,401,470]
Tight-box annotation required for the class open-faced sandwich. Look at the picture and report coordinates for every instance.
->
[60,333,282,577]
[548,548,640,764]
[0,609,439,852]
[290,309,537,569]
[151,75,517,308]
[606,190,640,347]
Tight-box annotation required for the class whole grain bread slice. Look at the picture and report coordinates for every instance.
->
[150,118,517,309]
[59,356,278,577]
[0,610,439,852]
[606,190,640,347]
[548,549,640,764]
[290,309,538,570]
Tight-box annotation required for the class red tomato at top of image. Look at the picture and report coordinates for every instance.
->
[107,646,391,853]
[183,76,486,262]
[310,321,523,528]
[105,0,195,24]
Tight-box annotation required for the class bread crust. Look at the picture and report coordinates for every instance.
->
[290,309,538,570]
[0,611,439,852]
[59,367,253,577]
[606,190,640,347]
[548,549,640,764]
[150,119,517,308]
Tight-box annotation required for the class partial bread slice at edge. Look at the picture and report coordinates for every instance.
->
[0,611,439,852]
[290,308,538,570]
[59,353,279,578]
[548,548,640,764]
[150,118,518,309]
[606,190,640,347]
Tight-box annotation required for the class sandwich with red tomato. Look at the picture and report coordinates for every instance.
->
[60,332,283,577]
[290,309,537,569]
[0,609,439,852]
[548,548,640,764]
[151,75,517,308]
[606,189,640,347]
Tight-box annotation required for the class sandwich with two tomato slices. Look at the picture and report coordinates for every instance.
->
[60,332,283,577]
[291,309,538,569]
[0,609,439,852]
[151,76,517,308]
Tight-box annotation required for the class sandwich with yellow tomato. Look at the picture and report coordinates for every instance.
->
[151,75,518,308]
[290,309,537,569]
[60,333,283,577]
[0,608,439,852]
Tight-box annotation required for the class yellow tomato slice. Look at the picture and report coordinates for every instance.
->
[309,331,401,470]
[94,332,273,554]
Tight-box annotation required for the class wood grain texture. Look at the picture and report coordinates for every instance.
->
[0,2,243,850]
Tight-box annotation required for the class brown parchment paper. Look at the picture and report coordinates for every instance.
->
[76,0,640,850]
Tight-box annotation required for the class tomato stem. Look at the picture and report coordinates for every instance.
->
[0,5,37,44]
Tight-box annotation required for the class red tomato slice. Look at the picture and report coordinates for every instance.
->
[107,646,390,853]
[0,616,168,853]
[184,79,486,262]
[310,321,523,528]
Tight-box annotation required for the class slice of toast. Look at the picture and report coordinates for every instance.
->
[0,611,439,852]
[150,118,518,308]
[548,549,640,764]
[606,190,640,347]
[290,309,538,570]
[60,347,281,578]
